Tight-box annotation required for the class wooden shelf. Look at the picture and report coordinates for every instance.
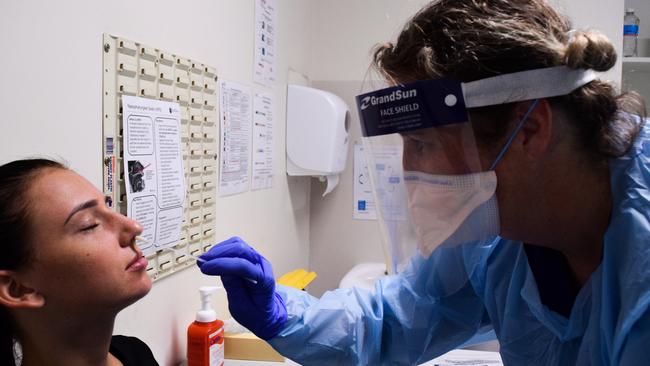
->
[623,57,650,73]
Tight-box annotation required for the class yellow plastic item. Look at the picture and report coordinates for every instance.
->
[277,268,317,290]
[224,332,285,362]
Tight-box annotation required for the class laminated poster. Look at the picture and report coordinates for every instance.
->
[122,95,185,255]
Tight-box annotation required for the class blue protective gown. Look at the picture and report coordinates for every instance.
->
[268,123,650,365]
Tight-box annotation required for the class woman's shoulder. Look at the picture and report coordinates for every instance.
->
[110,335,159,366]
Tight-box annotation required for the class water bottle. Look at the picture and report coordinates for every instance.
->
[623,8,640,57]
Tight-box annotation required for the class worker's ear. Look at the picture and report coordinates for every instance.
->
[516,99,553,161]
[0,270,45,309]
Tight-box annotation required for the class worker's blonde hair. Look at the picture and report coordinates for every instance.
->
[373,0,646,158]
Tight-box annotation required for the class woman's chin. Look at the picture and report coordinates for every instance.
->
[135,275,153,298]
[120,275,153,309]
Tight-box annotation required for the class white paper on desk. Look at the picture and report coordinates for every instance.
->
[254,0,277,86]
[251,91,275,190]
[122,95,185,255]
[219,81,252,196]
[353,143,377,220]
[428,349,503,366]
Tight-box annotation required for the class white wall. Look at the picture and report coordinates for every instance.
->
[0,1,312,365]
[305,0,431,296]
[306,0,625,296]
[305,0,432,82]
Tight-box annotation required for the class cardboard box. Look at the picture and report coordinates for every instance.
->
[224,332,285,362]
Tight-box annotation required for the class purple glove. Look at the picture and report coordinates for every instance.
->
[197,236,287,340]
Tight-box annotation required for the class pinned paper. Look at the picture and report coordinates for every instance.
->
[353,143,377,220]
[219,81,252,196]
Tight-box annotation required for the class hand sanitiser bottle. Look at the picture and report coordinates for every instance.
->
[624,8,640,57]
[188,286,225,366]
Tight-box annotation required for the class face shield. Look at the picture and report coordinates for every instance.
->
[356,66,596,273]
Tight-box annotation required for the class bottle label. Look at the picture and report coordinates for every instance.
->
[208,327,225,366]
[624,25,639,36]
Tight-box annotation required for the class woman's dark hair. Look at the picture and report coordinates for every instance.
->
[373,0,646,159]
[0,158,66,365]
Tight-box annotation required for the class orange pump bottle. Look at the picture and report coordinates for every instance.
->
[187,286,225,366]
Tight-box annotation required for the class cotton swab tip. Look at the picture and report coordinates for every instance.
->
[135,236,206,262]
[135,236,256,284]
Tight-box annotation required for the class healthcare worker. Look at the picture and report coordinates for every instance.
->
[199,0,650,364]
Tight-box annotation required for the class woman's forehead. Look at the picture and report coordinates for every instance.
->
[28,169,99,222]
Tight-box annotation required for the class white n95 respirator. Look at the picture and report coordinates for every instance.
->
[404,170,498,257]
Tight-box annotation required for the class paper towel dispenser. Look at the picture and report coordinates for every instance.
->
[286,84,350,195]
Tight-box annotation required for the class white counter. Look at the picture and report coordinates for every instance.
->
[224,349,503,366]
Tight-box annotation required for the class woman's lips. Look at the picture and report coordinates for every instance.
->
[126,256,148,271]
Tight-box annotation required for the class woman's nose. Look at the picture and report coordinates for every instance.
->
[116,213,143,248]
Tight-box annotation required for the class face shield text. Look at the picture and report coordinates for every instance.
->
[380,102,420,116]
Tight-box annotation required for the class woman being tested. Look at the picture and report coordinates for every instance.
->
[0,159,158,365]
[199,0,650,364]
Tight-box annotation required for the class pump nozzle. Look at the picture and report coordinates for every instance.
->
[196,286,222,322]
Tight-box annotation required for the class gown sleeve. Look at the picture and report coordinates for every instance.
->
[268,242,497,366]
[617,307,650,365]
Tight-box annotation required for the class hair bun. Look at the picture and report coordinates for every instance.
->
[565,30,617,72]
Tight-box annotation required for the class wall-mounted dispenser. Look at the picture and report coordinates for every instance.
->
[286,84,350,196]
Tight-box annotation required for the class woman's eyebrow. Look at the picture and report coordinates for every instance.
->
[64,199,98,226]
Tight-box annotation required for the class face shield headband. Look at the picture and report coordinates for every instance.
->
[356,66,597,139]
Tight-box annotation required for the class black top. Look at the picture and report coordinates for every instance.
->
[110,335,159,366]
[524,244,581,318]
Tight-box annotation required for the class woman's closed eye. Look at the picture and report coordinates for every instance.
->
[80,222,99,232]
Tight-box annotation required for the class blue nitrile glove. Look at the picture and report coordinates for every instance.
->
[197,236,287,340]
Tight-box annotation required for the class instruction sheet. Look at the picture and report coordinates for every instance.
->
[368,144,407,221]
[219,81,252,196]
[353,143,377,220]
[122,95,185,255]
[254,0,277,86]
[251,91,275,190]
